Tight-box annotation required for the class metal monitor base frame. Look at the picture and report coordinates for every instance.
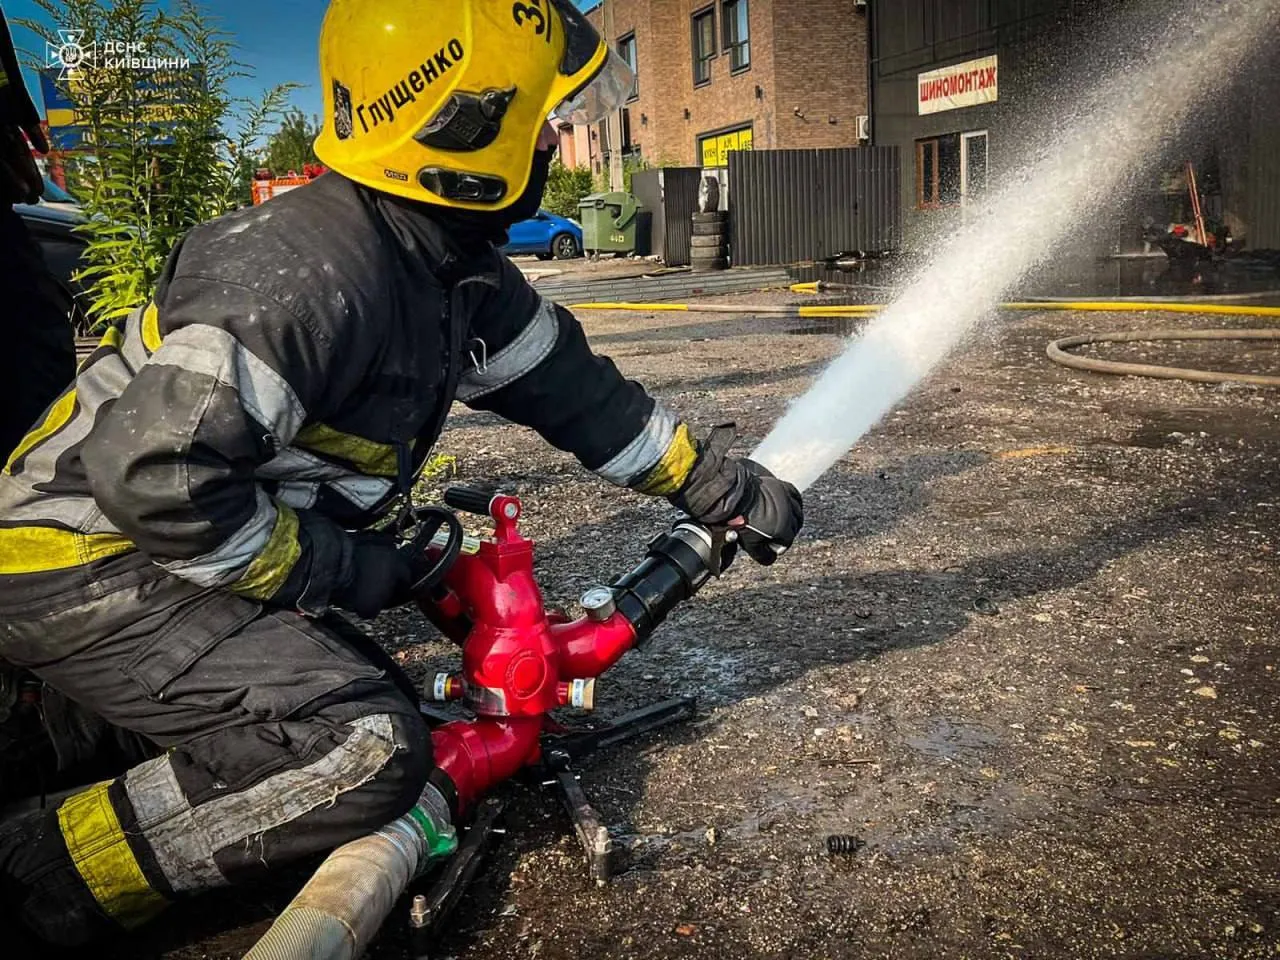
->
[408,697,697,958]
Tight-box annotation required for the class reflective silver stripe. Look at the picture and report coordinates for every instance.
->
[159,488,276,587]
[121,305,149,372]
[595,404,679,486]
[150,324,307,442]
[259,447,395,511]
[275,481,319,510]
[0,485,101,528]
[456,297,559,403]
[258,446,339,482]
[274,477,393,514]
[125,752,225,892]
[123,714,399,894]
[328,474,395,511]
[18,351,134,488]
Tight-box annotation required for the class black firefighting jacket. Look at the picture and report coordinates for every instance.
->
[0,173,697,612]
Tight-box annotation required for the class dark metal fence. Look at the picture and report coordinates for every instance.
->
[631,167,702,267]
[728,147,901,266]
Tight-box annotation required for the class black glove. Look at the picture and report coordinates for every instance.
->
[331,531,417,620]
[671,425,804,567]
[730,459,804,566]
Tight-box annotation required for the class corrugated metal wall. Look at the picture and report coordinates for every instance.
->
[728,147,901,266]
[631,170,663,259]
[1243,64,1280,250]
[660,168,703,267]
[631,167,702,266]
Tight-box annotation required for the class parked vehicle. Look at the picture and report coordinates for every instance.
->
[16,201,91,334]
[502,209,582,260]
[38,176,81,214]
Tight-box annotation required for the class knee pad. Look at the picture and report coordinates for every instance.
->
[359,710,434,826]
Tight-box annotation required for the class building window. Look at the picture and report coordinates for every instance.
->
[698,124,753,169]
[961,130,988,202]
[618,32,638,100]
[722,0,750,73]
[916,133,961,208]
[692,7,716,87]
[620,108,637,156]
[601,113,643,167]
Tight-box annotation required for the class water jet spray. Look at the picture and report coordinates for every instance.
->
[750,0,1280,492]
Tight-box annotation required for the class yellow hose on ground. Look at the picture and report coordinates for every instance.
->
[571,300,1280,318]
[569,301,881,317]
[1003,301,1280,317]
[569,298,1280,386]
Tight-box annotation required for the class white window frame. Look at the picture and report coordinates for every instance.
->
[960,129,989,206]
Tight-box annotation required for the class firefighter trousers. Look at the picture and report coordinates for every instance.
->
[0,553,433,946]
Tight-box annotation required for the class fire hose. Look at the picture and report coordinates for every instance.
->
[1046,328,1280,387]
[244,488,725,960]
[569,296,1280,319]
[570,296,1280,387]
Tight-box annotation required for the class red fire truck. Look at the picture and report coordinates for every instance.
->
[251,164,327,205]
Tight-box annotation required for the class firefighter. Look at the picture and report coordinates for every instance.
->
[0,4,94,815]
[0,0,802,948]
[0,5,75,460]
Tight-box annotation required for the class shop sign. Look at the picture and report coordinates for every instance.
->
[699,126,753,168]
[918,55,998,115]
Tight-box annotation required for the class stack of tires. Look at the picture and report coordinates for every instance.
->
[691,211,728,273]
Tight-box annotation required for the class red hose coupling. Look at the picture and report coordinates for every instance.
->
[430,716,543,813]
[429,672,465,702]
[556,679,596,710]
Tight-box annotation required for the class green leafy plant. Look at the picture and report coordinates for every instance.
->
[621,155,651,194]
[593,153,679,195]
[21,0,294,328]
[543,159,594,219]
[420,454,457,482]
[264,106,321,177]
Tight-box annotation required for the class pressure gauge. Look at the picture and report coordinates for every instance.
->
[580,586,617,622]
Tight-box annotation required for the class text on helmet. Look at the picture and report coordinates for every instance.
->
[357,39,467,135]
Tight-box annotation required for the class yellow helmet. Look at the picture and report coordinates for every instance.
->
[314,0,634,211]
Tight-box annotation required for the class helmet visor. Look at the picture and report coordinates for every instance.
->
[551,49,636,126]
[549,0,605,77]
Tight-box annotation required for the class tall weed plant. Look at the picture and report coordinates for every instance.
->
[22,0,293,327]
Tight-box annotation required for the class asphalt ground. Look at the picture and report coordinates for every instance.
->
[113,296,1279,960]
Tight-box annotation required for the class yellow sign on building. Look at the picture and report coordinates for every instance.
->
[699,126,754,168]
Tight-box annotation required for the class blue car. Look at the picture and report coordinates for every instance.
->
[503,209,583,260]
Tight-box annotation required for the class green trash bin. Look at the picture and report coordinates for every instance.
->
[578,191,643,255]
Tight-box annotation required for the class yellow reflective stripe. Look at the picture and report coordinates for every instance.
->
[232,502,302,599]
[79,326,125,373]
[636,423,698,496]
[99,325,124,351]
[141,303,163,353]
[295,423,398,477]
[58,782,167,929]
[4,389,78,475]
[0,526,135,574]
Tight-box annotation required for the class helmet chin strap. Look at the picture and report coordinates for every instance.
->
[499,146,556,227]
[394,147,558,254]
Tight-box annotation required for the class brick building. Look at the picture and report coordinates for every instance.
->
[562,0,870,174]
